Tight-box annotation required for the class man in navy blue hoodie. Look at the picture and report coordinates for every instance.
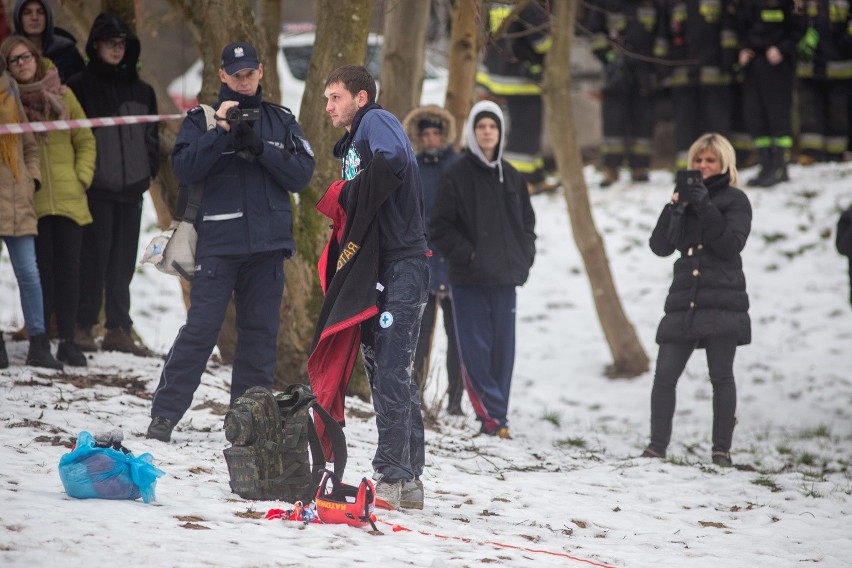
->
[323,65,429,510]
[147,41,315,443]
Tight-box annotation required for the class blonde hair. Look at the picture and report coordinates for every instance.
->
[687,132,739,186]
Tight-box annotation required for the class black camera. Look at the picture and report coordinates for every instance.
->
[675,169,702,191]
[225,107,261,124]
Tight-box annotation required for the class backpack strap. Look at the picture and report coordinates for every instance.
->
[306,401,348,483]
[181,104,218,224]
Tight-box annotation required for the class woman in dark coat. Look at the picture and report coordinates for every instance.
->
[643,133,752,467]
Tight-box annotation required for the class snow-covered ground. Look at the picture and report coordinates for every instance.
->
[2,162,851,567]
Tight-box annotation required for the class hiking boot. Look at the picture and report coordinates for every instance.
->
[57,341,87,367]
[146,416,176,442]
[640,447,665,459]
[600,166,619,188]
[373,474,403,510]
[0,334,8,369]
[26,333,63,370]
[103,327,153,357]
[74,325,97,352]
[446,403,464,416]
[712,451,733,467]
[400,478,424,510]
[496,427,512,439]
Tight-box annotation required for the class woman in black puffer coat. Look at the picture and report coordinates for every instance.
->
[643,133,752,467]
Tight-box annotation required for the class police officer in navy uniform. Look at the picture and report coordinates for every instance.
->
[147,41,315,442]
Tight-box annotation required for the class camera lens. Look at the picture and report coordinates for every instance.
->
[226,107,241,123]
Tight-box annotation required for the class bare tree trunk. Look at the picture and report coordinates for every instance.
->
[541,0,649,378]
[379,0,430,118]
[445,0,481,149]
[257,0,282,104]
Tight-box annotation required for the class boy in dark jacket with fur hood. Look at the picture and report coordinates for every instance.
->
[66,13,159,357]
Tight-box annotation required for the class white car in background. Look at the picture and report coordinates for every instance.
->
[168,31,448,119]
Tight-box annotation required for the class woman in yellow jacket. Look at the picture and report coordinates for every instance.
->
[1,36,95,367]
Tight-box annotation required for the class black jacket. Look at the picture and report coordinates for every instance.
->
[66,13,158,202]
[796,0,852,80]
[650,172,752,346]
[656,0,739,87]
[586,0,661,93]
[429,151,536,287]
[737,0,806,59]
[12,0,85,82]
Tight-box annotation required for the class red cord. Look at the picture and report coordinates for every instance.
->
[379,520,616,567]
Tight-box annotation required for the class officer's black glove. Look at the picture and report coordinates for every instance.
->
[681,181,711,214]
[234,121,264,156]
[34,179,41,192]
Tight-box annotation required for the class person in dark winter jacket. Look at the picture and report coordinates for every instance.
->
[12,0,85,82]
[644,133,751,467]
[322,65,429,511]
[795,0,852,164]
[148,41,315,444]
[586,0,660,185]
[429,100,537,440]
[737,0,806,187]
[837,206,852,305]
[66,13,159,356]
[402,105,464,416]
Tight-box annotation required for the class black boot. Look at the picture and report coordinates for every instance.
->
[26,333,63,370]
[0,334,8,369]
[57,340,88,367]
[770,146,790,184]
[747,147,772,187]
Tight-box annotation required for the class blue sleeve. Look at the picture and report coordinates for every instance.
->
[254,111,315,192]
[360,111,412,177]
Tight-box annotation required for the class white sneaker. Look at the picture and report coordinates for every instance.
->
[373,473,402,510]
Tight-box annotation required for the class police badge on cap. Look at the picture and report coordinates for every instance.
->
[221,41,260,75]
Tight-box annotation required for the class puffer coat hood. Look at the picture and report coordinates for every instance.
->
[84,13,141,80]
[402,105,456,153]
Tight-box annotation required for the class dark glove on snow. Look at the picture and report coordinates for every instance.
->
[681,182,711,214]
[234,121,264,156]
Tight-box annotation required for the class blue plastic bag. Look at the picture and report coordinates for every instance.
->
[59,431,165,503]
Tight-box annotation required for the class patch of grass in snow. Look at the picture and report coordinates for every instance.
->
[541,409,561,427]
[796,424,832,439]
[751,476,782,492]
[554,436,586,449]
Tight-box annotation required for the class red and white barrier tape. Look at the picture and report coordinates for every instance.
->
[0,113,185,135]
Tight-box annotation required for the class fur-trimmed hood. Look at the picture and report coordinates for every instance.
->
[402,105,456,153]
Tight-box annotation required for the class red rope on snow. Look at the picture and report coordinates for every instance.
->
[379,520,616,567]
[0,113,185,134]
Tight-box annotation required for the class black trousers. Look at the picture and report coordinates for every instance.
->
[743,56,794,140]
[412,292,462,412]
[77,197,143,330]
[35,215,83,342]
[672,85,732,158]
[798,78,851,160]
[648,336,738,455]
[505,95,545,184]
[361,256,428,482]
[601,89,655,169]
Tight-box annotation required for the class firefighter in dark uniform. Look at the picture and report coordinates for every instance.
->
[737,0,806,187]
[476,1,552,193]
[796,0,852,164]
[656,0,740,170]
[147,41,315,443]
[586,0,660,187]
